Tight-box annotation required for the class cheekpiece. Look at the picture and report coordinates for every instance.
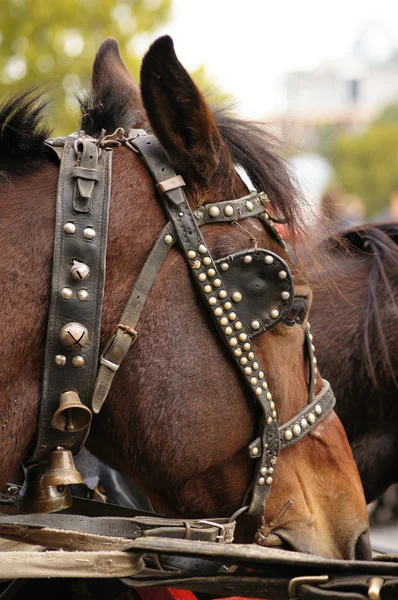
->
[215,249,294,337]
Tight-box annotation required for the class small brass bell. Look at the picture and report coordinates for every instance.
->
[17,463,72,513]
[40,446,84,487]
[52,391,92,432]
[59,322,88,350]
[70,260,90,281]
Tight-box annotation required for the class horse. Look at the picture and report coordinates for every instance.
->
[0,34,371,561]
[309,221,398,505]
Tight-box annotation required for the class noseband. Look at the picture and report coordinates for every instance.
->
[28,128,335,518]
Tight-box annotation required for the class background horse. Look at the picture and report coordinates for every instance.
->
[310,222,398,504]
[0,35,370,559]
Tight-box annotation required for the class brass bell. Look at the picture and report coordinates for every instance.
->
[59,322,89,350]
[52,391,92,432]
[70,260,90,281]
[40,446,84,486]
[17,463,72,513]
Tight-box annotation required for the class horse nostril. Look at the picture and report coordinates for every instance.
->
[355,531,372,560]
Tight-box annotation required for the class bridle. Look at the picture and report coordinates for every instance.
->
[25,126,336,522]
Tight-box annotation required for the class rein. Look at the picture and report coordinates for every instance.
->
[23,127,335,522]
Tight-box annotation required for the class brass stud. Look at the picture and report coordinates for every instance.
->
[246,200,254,211]
[250,377,258,386]
[220,262,229,271]
[72,356,85,368]
[224,301,232,311]
[284,429,293,441]
[244,366,252,375]
[270,309,279,319]
[220,317,228,326]
[55,355,66,366]
[192,260,201,269]
[83,227,96,240]
[164,234,173,245]
[208,206,220,218]
[224,204,234,216]
[203,257,211,266]
[255,387,262,396]
[234,321,243,330]
[258,371,264,379]
[314,404,322,415]
[258,477,265,485]
[248,352,254,360]
[204,284,212,293]
[218,290,227,298]
[262,381,268,389]
[63,222,76,234]
[243,255,252,264]
[214,307,223,317]
[266,392,272,400]
[251,320,260,330]
[213,278,221,287]
[266,476,273,485]
[281,291,290,300]
[225,326,233,335]
[232,291,242,303]
[234,348,242,356]
[198,273,207,282]
[272,410,277,419]
[228,312,236,321]
[240,357,248,365]
[198,244,207,254]
[243,342,250,351]
[208,297,217,306]
[77,289,89,302]
[307,413,316,424]
[61,287,73,300]
[252,362,259,370]
[251,447,259,457]
[264,255,274,265]
[229,337,238,347]
[293,424,301,437]
[207,268,216,277]
[239,333,247,342]
[187,250,196,259]
[278,270,287,280]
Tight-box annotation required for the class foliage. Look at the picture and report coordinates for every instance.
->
[328,104,398,217]
[0,0,172,134]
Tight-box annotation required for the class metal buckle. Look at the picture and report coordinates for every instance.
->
[100,356,120,372]
[114,323,138,340]
[288,575,329,598]
[197,520,225,542]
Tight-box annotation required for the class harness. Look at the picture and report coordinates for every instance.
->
[23,127,336,519]
[0,128,397,600]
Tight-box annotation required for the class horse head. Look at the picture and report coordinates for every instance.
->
[0,35,370,560]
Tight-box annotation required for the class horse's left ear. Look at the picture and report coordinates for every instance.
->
[140,35,227,183]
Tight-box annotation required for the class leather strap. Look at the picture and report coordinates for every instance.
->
[91,221,176,413]
[28,135,112,462]
[0,513,235,545]
[131,134,280,516]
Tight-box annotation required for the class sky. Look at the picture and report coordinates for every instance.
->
[153,0,398,119]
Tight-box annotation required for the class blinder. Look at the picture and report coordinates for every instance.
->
[214,249,294,336]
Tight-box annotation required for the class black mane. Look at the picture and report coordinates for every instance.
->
[333,222,398,387]
[0,88,304,238]
[0,89,51,173]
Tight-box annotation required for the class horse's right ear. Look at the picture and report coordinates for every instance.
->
[82,38,147,134]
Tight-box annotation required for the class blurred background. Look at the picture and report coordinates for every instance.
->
[1,0,398,545]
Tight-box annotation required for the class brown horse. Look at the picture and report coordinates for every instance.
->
[310,222,398,504]
[0,35,370,560]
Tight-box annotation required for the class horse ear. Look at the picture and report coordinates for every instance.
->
[86,38,147,133]
[140,35,226,183]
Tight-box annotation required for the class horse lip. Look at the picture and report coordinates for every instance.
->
[273,529,311,554]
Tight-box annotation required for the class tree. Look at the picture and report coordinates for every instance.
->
[0,0,171,134]
[328,104,398,217]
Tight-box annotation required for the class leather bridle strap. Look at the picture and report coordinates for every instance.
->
[28,134,112,462]
[130,135,280,516]
[91,221,176,414]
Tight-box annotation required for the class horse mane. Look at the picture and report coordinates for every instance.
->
[332,222,398,388]
[0,89,51,175]
[0,87,304,240]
